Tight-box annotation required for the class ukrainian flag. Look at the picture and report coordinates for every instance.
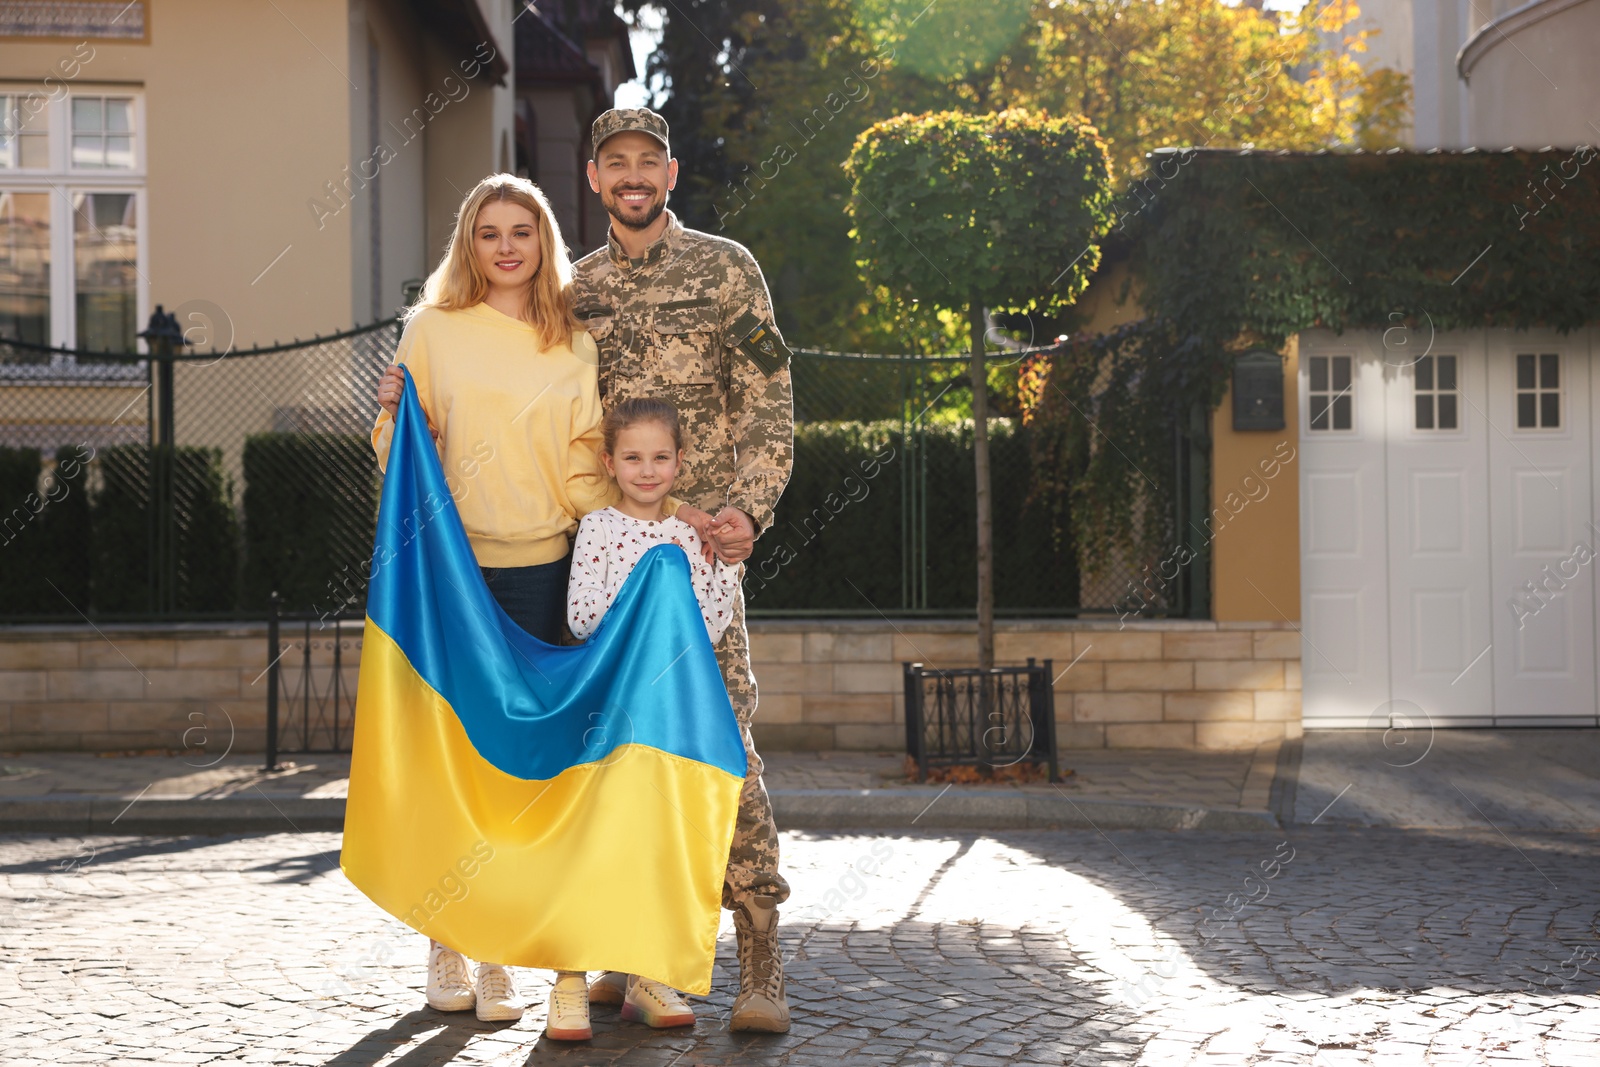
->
[341,373,746,995]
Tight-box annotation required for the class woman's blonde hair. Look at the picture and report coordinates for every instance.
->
[405,173,581,350]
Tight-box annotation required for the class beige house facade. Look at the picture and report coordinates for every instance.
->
[0,0,515,354]
[0,0,524,552]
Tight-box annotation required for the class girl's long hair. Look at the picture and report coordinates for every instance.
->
[404,173,581,351]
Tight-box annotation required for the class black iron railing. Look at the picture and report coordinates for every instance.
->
[903,658,1059,782]
[265,593,364,769]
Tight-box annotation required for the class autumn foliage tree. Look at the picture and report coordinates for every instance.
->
[1005,0,1410,180]
[635,0,1412,348]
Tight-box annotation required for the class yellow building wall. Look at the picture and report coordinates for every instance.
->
[1071,260,1142,336]
[1209,336,1301,622]
[1060,264,1303,624]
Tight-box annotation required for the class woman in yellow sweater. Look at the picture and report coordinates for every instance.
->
[371,173,611,1024]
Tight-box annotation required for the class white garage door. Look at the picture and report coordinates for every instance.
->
[1298,327,1600,727]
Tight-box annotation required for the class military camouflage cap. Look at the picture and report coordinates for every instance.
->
[591,107,670,155]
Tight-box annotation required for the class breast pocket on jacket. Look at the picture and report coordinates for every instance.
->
[649,300,722,389]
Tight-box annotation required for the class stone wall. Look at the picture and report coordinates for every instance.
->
[746,619,1302,751]
[0,624,275,755]
[0,619,1302,753]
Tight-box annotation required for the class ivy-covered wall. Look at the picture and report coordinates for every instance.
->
[1136,147,1600,342]
[1024,147,1600,571]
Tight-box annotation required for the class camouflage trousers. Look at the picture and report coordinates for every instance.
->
[714,586,791,910]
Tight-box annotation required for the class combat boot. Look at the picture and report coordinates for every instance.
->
[729,894,790,1032]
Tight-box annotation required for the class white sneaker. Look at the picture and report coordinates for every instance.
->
[621,974,696,1029]
[545,971,592,1041]
[474,963,523,1022]
[425,941,474,1012]
[588,969,627,1005]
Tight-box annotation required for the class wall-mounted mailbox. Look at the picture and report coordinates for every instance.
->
[1232,350,1285,430]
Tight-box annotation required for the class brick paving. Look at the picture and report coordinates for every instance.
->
[2,825,1597,1065]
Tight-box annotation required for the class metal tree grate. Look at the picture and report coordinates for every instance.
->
[903,658,1059,782]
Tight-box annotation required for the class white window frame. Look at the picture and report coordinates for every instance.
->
[1411,353,1463,434]
[0,83,147,371]
[1306,352,1357,433]
[1512,351,1563,433]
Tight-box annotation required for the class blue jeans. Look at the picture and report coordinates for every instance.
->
[481,554,570,644]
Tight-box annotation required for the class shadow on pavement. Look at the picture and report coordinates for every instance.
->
[1293,728,1600,831]
[323,1008,478,1067]
[0,831,281,875]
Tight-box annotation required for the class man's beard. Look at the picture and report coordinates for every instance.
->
[606,186,667,231]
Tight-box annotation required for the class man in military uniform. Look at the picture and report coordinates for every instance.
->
[571,107,795,1033]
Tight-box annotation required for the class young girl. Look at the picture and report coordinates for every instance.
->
[371,174,612,1026]
[557,397,739,1037]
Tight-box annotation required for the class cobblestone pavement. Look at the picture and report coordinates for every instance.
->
[3,826,1597,1066]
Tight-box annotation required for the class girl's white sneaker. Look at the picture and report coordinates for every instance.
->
[425,942,474,1012]
[473,963,523,1022]
[621,974,696,1028]
[546,972,593,1040]
[588,970,627,1004]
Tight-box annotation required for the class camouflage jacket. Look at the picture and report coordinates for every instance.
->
[571,210,795,531]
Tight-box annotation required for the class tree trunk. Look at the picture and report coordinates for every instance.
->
[970,299,994,674]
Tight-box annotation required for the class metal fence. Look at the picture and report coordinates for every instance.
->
[0,315,1207,621]
[744,348,1208,617]
[265,600,363,768]
[0,316,396,621]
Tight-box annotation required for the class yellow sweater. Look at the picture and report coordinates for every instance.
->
[371,302,616,568]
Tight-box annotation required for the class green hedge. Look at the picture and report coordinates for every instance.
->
[173,447,240,611]
[3,423,1077,618]
[89,444,239,613]
[242,432,378,613]
[0,446,48,612]
[86,444,148,611]
[746,419,1080,612]
[38,445,93,609]
[0,433,374,618]
[0,445,96,614]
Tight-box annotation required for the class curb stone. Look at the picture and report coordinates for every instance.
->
[0,791,1280,834]
[1270,736,1303,827]
[0,796,348,834]
[772,789,1281,831]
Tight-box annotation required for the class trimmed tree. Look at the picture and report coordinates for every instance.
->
[844,108,1115,669]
